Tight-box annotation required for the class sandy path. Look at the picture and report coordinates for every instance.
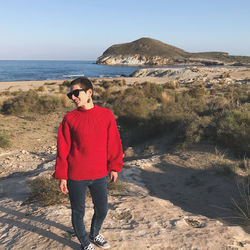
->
[0,147,250,250]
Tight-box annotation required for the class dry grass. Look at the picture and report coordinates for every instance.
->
[114,210,132,221]
[232,177,250,228]
[26,176,68,206]
[1,90,68,115]
[0,130,11,148]
[26,176,126,206]
[107,179,126,196]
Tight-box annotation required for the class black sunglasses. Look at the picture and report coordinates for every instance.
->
[67,89,87,99]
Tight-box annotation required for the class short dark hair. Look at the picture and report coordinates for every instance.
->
[71,77,93,91]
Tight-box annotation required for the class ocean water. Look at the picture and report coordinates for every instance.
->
[0,60,144,82]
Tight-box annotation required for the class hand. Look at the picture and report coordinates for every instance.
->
[110,171,118,183]
[59,179,68,194]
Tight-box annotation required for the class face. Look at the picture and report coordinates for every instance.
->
[70,84,92,107]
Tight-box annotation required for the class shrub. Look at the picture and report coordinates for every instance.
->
[1,90,39,114]
[61,95,72,108]
[114,210,132,221]
[111,79,126,86]
[59,85,67,93]
[26,176,67,206]
[161,91,174,104]
[0,90,11,96]
[141,81,163,101]
[100,87,114,104]
[113,87,158,121]
[37,86,47,92]
[26,175,126,206]
[101,80,112,89]
[187,86,206,99]
[93,86,105,100]
[164,81,177,89]
[178,114,214,145]
[36,95,64,113]
[215,104,250,156]
[61,80,71,87]
[0,130,11,148]
[112,85,211,146]
[232,177,250,228]
[107,179,126,196]
[1,90,65,115]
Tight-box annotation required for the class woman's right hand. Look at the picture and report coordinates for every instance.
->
[59,179,69,194]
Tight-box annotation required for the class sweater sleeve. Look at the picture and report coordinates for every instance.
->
[107,111,123,172]
[53,117,71,179]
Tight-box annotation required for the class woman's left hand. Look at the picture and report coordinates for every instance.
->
[110,171,118,183]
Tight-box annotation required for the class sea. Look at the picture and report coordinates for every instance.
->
[0,60,145,82]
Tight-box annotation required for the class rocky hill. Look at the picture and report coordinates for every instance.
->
[96,38,250,66]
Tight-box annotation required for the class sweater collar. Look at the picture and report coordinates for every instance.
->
[77,104,97,112]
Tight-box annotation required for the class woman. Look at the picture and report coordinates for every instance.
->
[53,77,123,250]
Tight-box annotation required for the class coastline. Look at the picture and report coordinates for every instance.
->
[1,66,249,92]
[0,77,169,92]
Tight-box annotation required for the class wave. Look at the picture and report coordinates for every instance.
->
[62,74,85,77]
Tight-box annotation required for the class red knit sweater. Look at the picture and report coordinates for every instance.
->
[53,104,123,180]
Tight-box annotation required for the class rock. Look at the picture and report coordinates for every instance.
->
[124,147,136,158]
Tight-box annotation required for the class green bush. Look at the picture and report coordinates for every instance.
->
[1,90,65,115]
[113,87,158,121]
[215,104,250,156]
[178,114,214,145]
[187,86,206,99]
[141,81,163,101]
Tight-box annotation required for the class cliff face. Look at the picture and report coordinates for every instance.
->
[96,54,225,66]
[96,38,250,66]
[96,54,174,66]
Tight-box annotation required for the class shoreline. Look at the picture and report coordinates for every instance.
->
[0,65,249,92]
[0,77,168,91]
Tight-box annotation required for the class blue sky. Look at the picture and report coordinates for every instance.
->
[0,0,249,60]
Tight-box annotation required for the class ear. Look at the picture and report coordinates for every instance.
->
[87,88,93,97]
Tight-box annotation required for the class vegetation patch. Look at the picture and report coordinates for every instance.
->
[114,210,132,221]
[26,175,127,206]
[26,176,67,206]
[0,130,11,148]
[232,177,250,229]
[1,90,66,115]
[98,80,250,157]
[215,104,250,156]
[107,179,126,196]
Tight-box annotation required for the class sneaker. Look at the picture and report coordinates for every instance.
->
[81,243,96,250]
[89,234,110,249]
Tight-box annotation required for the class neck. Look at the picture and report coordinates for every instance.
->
[79,101,94,110]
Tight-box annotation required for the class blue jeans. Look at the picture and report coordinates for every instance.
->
[67,176,108,248]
